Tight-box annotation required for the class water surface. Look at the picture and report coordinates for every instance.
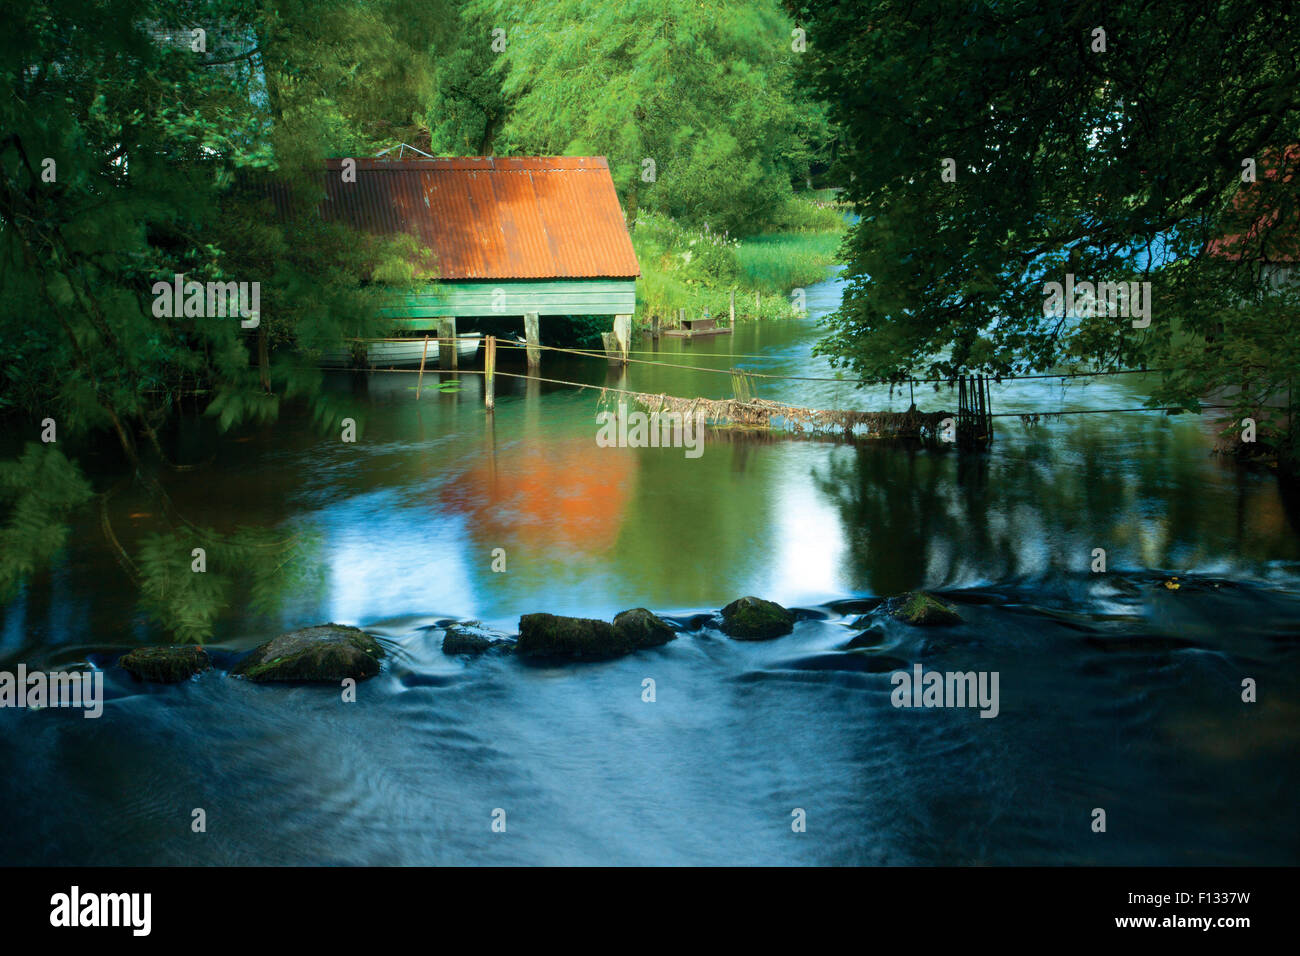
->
[2,274,1297,865]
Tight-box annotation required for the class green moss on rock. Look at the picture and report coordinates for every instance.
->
[232,624,384,682]
[887,592,962,627]
[516,613,632,661]
[612,608,676,649]
[119,646,211,683]
[442,621,512,655]
[719,596,795,640]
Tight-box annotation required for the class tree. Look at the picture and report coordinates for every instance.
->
[791,0,1300,461]
[469,0,832,235]
[0,0,449,638]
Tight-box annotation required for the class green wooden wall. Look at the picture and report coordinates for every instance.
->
[381,279,635,324]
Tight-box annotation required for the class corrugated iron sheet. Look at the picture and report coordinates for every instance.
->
[313,157,641,280]
[1206,145,1299,262]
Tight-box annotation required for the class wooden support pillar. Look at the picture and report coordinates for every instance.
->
[484,335,496,411]
[651,314,661,340]
[415,334,430,400]
[524,312,540,370]
[601,332,620,364]
[613,314,631,366]
[729,289,736,325]
[438,317,457,370]
[678,307,686,328]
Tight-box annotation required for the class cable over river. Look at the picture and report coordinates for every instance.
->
[2,273,1298,865]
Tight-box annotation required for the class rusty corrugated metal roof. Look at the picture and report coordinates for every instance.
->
[316,157,640,280]
[1206,145,1300,263]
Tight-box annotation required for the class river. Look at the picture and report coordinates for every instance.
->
[2,272,1298,865]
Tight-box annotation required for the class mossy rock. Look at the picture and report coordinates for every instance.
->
[442,621,513,656]
[232,624,384,682]
[887,592,962,627]
[516,613,632,661]
[119,646,211,683]
[612,608,676,649]
[719,596,795,640]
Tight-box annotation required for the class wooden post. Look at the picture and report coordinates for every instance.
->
[524,312,540,370]
[651,314,661,340]
[484,335,496,411]
[601,332,620,364]
[438,318,457,370]
[729,289,736,325]
[415,334,429,400]
[678,307,686,328]
[613,314,631,366]
[983,375,994,444]
[755,290,761,315]
[958,376,968,448]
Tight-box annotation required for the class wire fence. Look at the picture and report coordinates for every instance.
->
[334,334,1225,426]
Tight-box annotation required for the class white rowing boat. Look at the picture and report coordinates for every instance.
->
[319,334,482,368]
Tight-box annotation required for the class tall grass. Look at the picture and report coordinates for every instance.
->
[734,232,844,294]
[631,199,847,325]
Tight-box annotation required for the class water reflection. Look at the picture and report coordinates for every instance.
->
[2,272,1299,866]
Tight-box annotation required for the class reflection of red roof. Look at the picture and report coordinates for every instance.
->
[1206,146,1300,263]
[314,157,640,280]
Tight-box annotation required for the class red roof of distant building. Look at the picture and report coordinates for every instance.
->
[1206,146,1300,263]
[311,156,640,281]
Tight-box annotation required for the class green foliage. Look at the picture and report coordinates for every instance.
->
[0,0,447,638]
[0,445,94,601]
[633,209,842,319]
[136,523,326,644]
[469,0,832,234]
[424,5,509,154]
[734,230,843,292]
[794,0,1300,454]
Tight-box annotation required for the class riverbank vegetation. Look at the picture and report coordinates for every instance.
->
[633,205,847,326]
[794,0,1300,467]
[0,0,842,640]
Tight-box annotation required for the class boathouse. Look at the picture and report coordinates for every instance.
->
[317,156,640,349]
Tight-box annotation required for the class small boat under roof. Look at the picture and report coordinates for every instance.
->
[319,333,482,368]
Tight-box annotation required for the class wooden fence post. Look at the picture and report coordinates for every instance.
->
[438,318,457,370]
[601,332,620,364]
[524,312,540,370]
[613,314,631,366]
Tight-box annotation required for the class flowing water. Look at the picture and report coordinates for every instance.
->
[2,274,1298,865]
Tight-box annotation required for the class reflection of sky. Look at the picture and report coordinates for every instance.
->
[323,490,476,623]
[771,447,848,604]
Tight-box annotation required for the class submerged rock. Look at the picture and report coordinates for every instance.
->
[843,625,888,649]
[442,621,513,656]
[118,646,211,683]
[233,624,384,682]
[719,596,795,640]
[516,613,630,661]
[887,592,962,627]
[786,651,910,674]
[612,608,676,649]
